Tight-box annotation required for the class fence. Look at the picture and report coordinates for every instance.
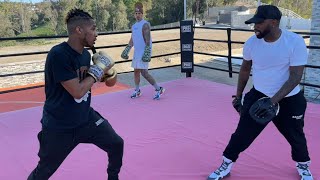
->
[1,26,320,101]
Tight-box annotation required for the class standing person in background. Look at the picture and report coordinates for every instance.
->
[121,2,165,100]
[28,8,123,180]
[207,5,313,180]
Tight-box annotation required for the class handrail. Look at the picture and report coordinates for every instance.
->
[1,26,319,95]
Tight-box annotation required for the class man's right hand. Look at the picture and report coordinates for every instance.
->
[232,95,242,114]
[142,45,151,62]
[121,44,132,59]
[88,51,115,82]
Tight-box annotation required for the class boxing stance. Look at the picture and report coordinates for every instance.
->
[28,9,123,180]
[207,5,313,180]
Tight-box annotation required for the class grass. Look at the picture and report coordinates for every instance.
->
[19,24,56,37]
[0,24,57,47]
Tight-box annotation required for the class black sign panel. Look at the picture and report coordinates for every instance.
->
[180,20,194,73]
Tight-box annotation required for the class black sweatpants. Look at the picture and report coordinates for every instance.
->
[28,111,124,180]
[223,88,310,163]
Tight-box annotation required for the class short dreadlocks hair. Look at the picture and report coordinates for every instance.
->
[65,8,94,34]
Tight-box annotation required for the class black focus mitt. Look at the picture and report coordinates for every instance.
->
[249,97,280,125]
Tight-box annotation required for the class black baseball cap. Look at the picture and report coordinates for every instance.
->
[245,5,282,24]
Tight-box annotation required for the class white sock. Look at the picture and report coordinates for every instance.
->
[153,84,160,90]
[135,85,140,91]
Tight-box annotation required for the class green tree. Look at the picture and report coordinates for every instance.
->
[223,0,237,5]
[50,0,77,35]
[0,11,15,37]
[262,0,313,19]
[192,0,208,21]
[35,1,57,33]
[92,0,112,32]
[148,0,184,25]
[207,0,224,6]
[111,0,129,30]
[76,0,93,13]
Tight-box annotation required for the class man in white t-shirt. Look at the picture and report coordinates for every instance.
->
[121,2,165,100]
[207,5,313,180]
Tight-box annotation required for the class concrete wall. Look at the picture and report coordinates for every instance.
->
[231,12,311,30]
[208,6,249,18]
[0,61,45,88]
[152,22,180,29]
[231,12,254,29]
[279,17,312,30]
[218,14,232,24]
[304,0,320,101]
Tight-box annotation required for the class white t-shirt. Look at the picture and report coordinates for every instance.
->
[131,19,152,69]
[243,29,307,97]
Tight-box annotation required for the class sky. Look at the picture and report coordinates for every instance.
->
[0,0,43,3]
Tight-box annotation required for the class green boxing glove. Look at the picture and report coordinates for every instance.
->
[121,44,132,59]
[142,45,151,62]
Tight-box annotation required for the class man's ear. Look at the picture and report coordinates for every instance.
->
[75,26,82,34]
[272,19,279,26]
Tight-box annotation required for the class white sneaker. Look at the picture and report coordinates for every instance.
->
[207,156,233,180]
[153,87,165,100]
[131,89,141,99]
[296,161,313,180]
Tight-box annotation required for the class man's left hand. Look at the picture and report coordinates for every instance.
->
[249,97,280,125]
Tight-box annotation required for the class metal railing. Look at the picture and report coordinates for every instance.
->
[1,26,320,96]
[193,26,320,94]
[0,26,181,94]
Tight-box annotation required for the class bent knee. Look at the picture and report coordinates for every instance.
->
[113,135,124,149]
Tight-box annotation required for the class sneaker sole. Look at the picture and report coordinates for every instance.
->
[153,89,166,100]
[131,93,142,99]
[207,173,230,180]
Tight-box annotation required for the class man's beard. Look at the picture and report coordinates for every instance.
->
[83,33,92,47]
[255,28,271,39]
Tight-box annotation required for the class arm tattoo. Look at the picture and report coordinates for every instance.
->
[271,66,304,103]
[142,23,151,46]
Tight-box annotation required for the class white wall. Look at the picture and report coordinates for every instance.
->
[279,17,311,31]
[231,12,311,31]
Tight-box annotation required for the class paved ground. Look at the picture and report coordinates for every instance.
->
[117,58,250,92]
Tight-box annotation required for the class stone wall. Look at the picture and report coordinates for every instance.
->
[304,0,320,101]
[0,61,45,89]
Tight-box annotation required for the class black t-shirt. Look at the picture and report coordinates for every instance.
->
[41,42,95,130]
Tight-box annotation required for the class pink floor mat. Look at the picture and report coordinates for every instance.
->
[0,78,319,180]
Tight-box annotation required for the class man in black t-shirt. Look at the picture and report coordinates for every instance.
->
[28,9,123,180]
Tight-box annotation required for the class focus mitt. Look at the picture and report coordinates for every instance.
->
[249,97,280,125]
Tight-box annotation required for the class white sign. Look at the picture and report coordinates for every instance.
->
[181,25,191,33]
[182,44,192,51]
[182,62,192,69]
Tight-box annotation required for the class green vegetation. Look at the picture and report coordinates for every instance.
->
[261,0,313,19]
[19,24,56,37]
[0,0,314,46]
